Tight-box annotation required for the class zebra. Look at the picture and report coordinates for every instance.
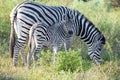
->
[9,1,105,66]
[27,14,74,68]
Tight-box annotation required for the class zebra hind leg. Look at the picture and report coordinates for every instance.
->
[27,49,34,69]
[27,41,35,69]
[13,39,26,66]
[20,47,26,66]
[33,45,43,68]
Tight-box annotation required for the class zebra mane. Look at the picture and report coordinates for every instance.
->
[77,10,102,32]
[73,10,105,45]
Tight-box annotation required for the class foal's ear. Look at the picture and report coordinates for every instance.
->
[62,14,69,23]
[68,14,75,20]
[69,14,73,19]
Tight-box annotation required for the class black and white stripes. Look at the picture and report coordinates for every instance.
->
[9,1,105,66]
[27,15,74,68]
[72,11,105,64]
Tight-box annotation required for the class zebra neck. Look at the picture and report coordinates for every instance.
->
[76,14,101,45]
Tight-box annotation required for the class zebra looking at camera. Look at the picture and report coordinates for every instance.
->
[9,1,105,66]
[27,14,74,68]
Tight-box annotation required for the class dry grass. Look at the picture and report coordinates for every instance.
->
[0,0,120,80]
[0,53,120,80]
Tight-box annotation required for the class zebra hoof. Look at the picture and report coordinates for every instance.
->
[22,63,26,66]
[26,66,30,70]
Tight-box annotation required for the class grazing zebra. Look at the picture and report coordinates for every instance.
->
[27,14,74,68]
[9,1,105,66]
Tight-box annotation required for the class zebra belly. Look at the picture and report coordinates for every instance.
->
[43,41,57,48]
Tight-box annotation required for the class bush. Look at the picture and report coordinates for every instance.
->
[111,0,120,7]
[56,49,91,72]
[104,0,120,7]
[31,48,91,72]
[37,50,53,66]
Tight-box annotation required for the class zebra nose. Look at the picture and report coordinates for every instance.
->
[68,30,73,35]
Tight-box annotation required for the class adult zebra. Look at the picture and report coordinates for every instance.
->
[9,1,105,66]
[27,14,74,68]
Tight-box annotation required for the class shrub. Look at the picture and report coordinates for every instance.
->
[56,49,91,72]
[37,49,53,66]
[104,0,120,7]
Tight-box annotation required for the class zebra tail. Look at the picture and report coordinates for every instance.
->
[9,5,18,58]
[9,20,15,58]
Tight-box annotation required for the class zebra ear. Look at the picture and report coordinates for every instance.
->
[62,14,69,23]
[69,14,74,20]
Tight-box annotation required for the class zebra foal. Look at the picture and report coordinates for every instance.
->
[27,14,74,68]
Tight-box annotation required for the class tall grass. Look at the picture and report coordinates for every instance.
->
[0,0,120,80]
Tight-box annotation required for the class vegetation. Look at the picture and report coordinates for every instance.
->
[105,0,120,7]
[0,0,120,80]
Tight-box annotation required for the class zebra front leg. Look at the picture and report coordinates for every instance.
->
[64,37,73,51]
[52,42,64,65]
[52,46,58,64]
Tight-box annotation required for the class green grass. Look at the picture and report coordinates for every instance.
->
[0,0,120,80]
[0,53,120,80]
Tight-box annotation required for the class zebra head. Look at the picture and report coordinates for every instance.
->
[61,14,75,36]
[88,32,105,65]
[68,10,106,65]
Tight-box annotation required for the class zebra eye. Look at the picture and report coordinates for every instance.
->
[68,30,73,35]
